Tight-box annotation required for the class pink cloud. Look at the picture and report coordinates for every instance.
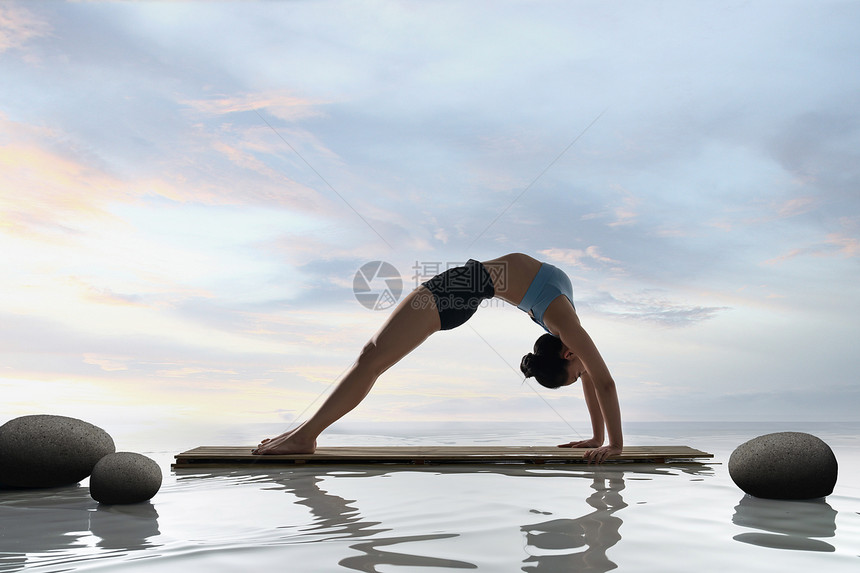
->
[538,246,621,271]
[764,232,860,265]
[826,233,860,257]
[182,91,325,122]
[0,111,328,237]
[776,196,816,218]
[0,4,50,53]
[0,143,126,239]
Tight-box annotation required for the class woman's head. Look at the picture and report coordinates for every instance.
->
[520,333,569,389]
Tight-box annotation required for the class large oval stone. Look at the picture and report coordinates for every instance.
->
[0,415,115,488]
[729,432,838,500]
[89,452,162,505]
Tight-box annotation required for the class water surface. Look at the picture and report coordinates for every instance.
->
[1,422,858,572]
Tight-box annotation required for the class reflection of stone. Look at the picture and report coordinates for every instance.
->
[0,484,98,570]
[732,495,837,552]
[0,415,115,488]
[733,532,835,552]
[728,432,838,499]
[0,481,163,568]
[90,502,161,550]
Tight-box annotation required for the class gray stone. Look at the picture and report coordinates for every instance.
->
[729,432,838,500]
[0,415,115,488]
[89,452,162,505]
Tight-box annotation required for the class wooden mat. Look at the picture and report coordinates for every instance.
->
[173,445,713,468]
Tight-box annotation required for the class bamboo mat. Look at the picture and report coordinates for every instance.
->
[173,445,713,468]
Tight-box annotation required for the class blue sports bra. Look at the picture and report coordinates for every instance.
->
[517,262,574,333]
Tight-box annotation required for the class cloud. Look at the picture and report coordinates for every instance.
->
[182,91,325,121]
[827,233,860,257]
[0,114,221,242]
[539,247,622,272]
[2,1,859,426]
[606,185,640,228]
[0,110,330,247]
[155,366,239,379]
[764,231,860,265]
[0,310,313,396]
[582,290,728,327]
[83,354,131,372]
[659,385,860,423]
[776,197,817,218]
[209,138,306,188]
[0,4,50,53]
[0,142,126,239]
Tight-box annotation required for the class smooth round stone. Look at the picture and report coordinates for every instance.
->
[89,452,162,505]
[729,432,838,500]
[0,415,115,488]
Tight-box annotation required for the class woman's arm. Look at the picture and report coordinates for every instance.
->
[581,372,606,444]
[545,299,623,463]
[558,372,605,448]
[565,326,623,462]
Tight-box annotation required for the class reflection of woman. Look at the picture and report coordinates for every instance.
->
[522,473,627,572]
[255,253,623,463]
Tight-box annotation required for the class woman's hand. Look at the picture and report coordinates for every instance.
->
[583,444,622,464]
[557,437,603,449]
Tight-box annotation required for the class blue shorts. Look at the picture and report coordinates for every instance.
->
[517,263,573,333]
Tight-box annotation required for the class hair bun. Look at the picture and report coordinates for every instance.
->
[520,353,535,377]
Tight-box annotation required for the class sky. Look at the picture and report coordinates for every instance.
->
[1,1,859,444]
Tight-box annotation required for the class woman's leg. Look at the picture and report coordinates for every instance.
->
[254,287,440,454]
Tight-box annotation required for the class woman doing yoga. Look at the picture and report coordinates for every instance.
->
[254,253,623,463]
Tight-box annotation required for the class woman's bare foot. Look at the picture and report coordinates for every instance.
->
[252,429,317,455]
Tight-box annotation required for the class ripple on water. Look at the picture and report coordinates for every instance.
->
[3,426,860,572]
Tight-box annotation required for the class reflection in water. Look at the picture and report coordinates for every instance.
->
[732,495,837,552]
[273,470,389,540]
[215,464,711,572]
[91,502,161,550]
[521,472,627,572]
[340,533,478,572]
[0,484,92,572]
[1,462,714,572]
[175,463,714,572]
[238,468,478,571]
[0,484,160,572]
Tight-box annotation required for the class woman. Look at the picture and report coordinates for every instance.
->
[254,253,623,463]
